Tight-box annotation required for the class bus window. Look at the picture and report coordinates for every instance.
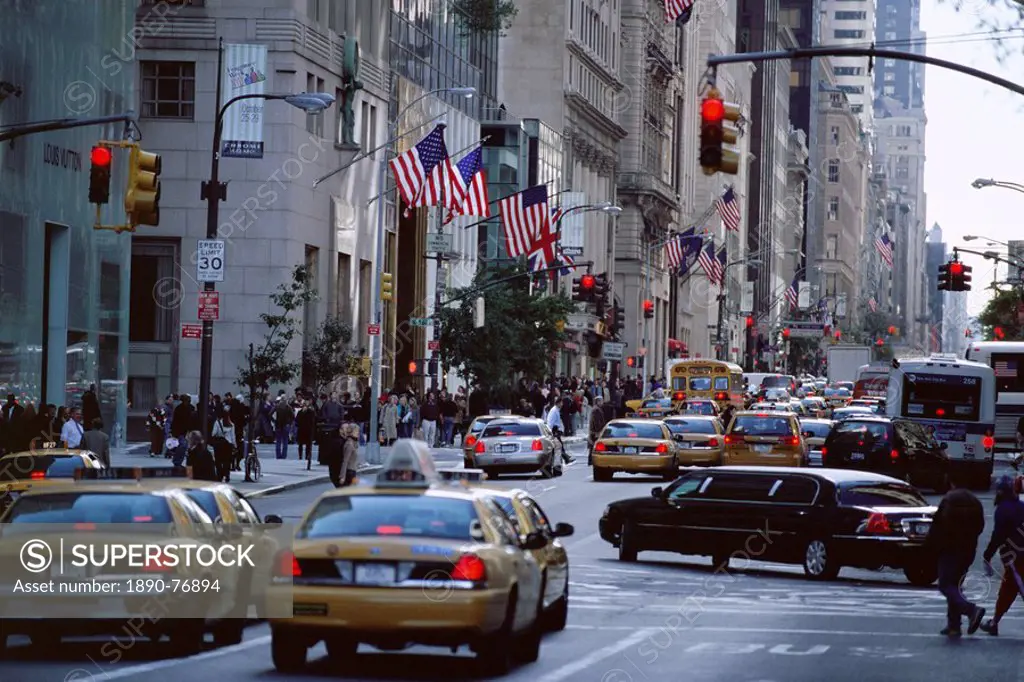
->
[901,373,981,422]
[672,377,687,391]
[689,377,712,391]
[713,377,730,391]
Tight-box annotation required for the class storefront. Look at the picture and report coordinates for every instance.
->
[0,0,133,436]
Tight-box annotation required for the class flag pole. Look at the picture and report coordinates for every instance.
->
[365,135,492,208]
[459,185,568,230]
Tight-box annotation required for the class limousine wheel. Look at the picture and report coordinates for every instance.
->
[802,539,839,580]
[619,523,639,562]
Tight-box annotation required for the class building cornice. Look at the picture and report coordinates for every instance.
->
[565,37,623,89]
[564,91,629,141]
[564,125,618,177]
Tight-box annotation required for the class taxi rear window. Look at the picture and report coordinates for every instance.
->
[298,495,479,541]
[730,416,795,437]
[184,490,221,521]
[641,399,673,408]
[4,492,174,524]
[0,455,85,480]
[482,422,541,437]
[800,422,832,438]
[602,423,664,439]
[664,419,717,434]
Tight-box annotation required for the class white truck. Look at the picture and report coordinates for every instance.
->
[827,345,872,385]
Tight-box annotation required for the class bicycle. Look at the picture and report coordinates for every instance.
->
[244,441,262,482]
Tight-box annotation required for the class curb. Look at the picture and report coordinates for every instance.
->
[245,464,383,499]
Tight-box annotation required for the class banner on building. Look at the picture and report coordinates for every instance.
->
[836,293,847,318]
[559,192,587,257]
[798,281,811,309]
[740,282,754,313]
[221,43,268,158]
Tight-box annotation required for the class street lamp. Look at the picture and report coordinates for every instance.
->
[198,87,335,450]
[365,85,476,466]
[971,178,1024,194]
[716,258,761,361]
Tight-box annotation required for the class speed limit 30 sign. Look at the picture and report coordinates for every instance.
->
[197,239,225,282]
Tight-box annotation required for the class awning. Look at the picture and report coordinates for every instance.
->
[668,338,687,352]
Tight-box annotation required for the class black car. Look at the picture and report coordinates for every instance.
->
[598,466,938,585]
[820,416,950,492]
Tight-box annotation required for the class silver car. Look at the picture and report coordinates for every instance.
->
[468,418,562,479]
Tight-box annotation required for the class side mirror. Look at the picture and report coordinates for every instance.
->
[651,486,664,499]
[672,434,685,442]
[521,531,547,551]
[552,522,574,538]
[263,514,284,525]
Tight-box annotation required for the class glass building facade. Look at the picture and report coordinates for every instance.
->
[0,0,134,436]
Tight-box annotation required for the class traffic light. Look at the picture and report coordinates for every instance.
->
[612,303,626,336]
[699,88,741,176]
[994,326,1006,340]
[125,144,161,227]
[626,356,636,368]
[408,359,428,375]
[428,358,438,376]
[876,338,884,347]
[585,330,603,359]
[89,145,112,204]
[593,273,609,315]
[573,274,595,302]
[745,316,754,329]
[937,262,952,291]
[782,328,791,340]
[381,272,394,301]
[408,360,419,375]
[950,261,972,291]
[643,299,654,319]
[887,325,897,335]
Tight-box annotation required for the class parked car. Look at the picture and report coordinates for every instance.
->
[821,416,951,492]
[598,466,938,585]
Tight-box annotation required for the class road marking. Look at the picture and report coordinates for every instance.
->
[534,627,658,682]
[77,635,272,680]
[563,624,1024,642]
[567,604,1024,621]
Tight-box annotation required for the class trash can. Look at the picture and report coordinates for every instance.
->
[317,425,338,465]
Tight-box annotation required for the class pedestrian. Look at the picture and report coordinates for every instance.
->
[80,418,111,468]
[925,478,987,637]
[296,397,316,468]
[588,396,608,466]
[978,475,1024,636]
[210,407,235,483]
[61,408,85,450]
[273,396,293,460]
[545,397,574,465]
[81,384,101,431]
[420,393,439,446]
[185,431,217,482]
[146,406,165,457]
[170,395,193,466]
[341,423,359,486]
[381,395,398,446]
[440,391,457,446]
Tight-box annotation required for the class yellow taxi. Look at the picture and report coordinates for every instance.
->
[662,415,724,467]
[264,440,546,675]
[479,488,573,631]
[591,419,678,482]
[632,397,678,419]
[462,414,504,468]
[0,467,246,654]
[0,444,105,516]
[722,410,806,466]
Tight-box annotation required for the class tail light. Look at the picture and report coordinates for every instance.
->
[983,432,994,451]
[890,449,900,461]
[715,392,727,400]
[451,554,487,582]
[673,392,686,401]
[30,471,46,480]
[465,435,477,447]
[783,436,800,447]
[73,522,96,531]
[143,549,173,573]
[594,442,607,452]
[723,434,741,445]
[655,443,669,453]
[861,512,892,535]
[273,550,301,578]
[531,439,544,451]
[707,438,719,447]
[474,440,486,454]
[821,446,828,457]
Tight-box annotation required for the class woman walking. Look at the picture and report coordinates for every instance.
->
[147,406,166,457]
[210,407,235,483]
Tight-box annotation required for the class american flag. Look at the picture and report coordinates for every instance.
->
[499,185,550,258]
[699,243,725,286]
[995,360,1018,378]
[875,233,894,268]
[665,0,695,22]
[389,125,458,212]
[868,297,877,312]
[444,146,489,224]
[785,278,799,309]
[667,227,703,274]
[716,187,741,232]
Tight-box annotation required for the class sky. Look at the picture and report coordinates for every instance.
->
[921,0,1024,315]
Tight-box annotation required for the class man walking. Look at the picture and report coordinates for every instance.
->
[588,396,608,466]
[979,475,1024,635]
[80,418,110,467]
[925,479,987,637]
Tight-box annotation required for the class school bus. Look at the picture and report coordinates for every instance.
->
[666,359,744,411]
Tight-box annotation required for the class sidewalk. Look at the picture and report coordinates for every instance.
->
[112,434,588,498]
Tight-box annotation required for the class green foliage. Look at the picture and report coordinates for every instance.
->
[452,0,519,35]
[978,287,1023,340]
[303,315,354,397]
[436,262,574,389]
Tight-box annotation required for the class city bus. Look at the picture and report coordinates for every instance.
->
[666,359,744,411]
[886,355,996,489]
[853,363,889,399]
[964,341,1024,452]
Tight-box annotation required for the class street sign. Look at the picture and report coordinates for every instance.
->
[426,232,453,254]
[427,340,440,351]
[196,239,225,282]
[367,323,380,336]
[781,321,824,339]
[198,291,220,321]
[181,324,202,339]
[602,341,625,361]
[410,317,433,327]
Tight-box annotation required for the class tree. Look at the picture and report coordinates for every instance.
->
[436,262,574,391]
[237,265,317,477]
[978,287,1023,340]
[303,315,354,397]
[452,0,518,35]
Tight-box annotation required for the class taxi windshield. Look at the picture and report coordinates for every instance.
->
[0,455,85,480]
[730,416,795,437]
[4,492,174,525]
[664,419,717,434]
[684,402,716,415]
[482,422,541,437]
[602,423,664,439]
[298,495,479,541]
[184,490,221,521]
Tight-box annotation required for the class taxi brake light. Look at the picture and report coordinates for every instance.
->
[531,439,544,451]
[863,512,892,535]
[133,515,153,522]
[273,550,300,578]
[451,554,487,582]
[821,446,828,457]
[30,471,46,480]
[935,408,945,417]
[594,442,607,452]
[707,438,719,447]
[715,392,727,400]
[723,434,741,445]
[465,435,477,447]
[377,525,403,535]
[474,440,486,454]
[655,443,669,454]
[73,522,96,531]
[890,449,900,461]
[783,436,800,447]
[983,436,995,450]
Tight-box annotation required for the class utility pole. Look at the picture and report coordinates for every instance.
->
[428,208,450,393]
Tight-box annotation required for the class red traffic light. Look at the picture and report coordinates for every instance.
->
[876,338,884,346]
[91,145,112,167]
[949,262,964,275]
[887,325,897,335]
[643,299,654,313]
[581,274,595,290]
[834,330,842,339]
[701,97,724,123]
[626,356,636,368]
[782,328,790,339]
[408,361,418,374]
[745,316,754,329]
[995,326,1006,340]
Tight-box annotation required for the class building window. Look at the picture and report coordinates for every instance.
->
[830,126,840,145]
[885,32,897,40]
[834,66,863,76]
[129,242,177,342]
[307,74,325,137]
[883,85,895,96]
[826,236,839,260]
[895,167,909,179]
[884,58,896,67]
[897,125,912,136]
[850,104,863,113]
[834,10,866,20]
[837,84,864,95]
[827,197,840,221]
[828,159,840,183]
[140,61,195,119]
[884,71,895,81]
[833,29,865,39]
[359,101,377,151]
[307,0,322,22]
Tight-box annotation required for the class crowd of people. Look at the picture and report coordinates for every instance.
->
[0,386,111,466]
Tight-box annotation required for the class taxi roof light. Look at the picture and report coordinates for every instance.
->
[376,440,439,488]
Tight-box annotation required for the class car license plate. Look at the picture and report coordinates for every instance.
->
[500,444,518,453]
[624,446,638,454]
[493,457,506,464]
[911,522,930,535]
[753,444,771,453]
[678,441,692,449]
[355,563,396,585]
[851,452,865,462]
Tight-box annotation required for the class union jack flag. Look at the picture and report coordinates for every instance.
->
[444,146,489,224]
[785,278,799,309]
[875,233,894,268]
[716,187,741,232]
[665,0,695,22]
[389,124,461,215]
[995,360,1018,378]
[868,297,877,312]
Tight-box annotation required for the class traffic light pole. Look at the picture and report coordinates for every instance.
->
[0,112,137,144]
[429,208,448,393]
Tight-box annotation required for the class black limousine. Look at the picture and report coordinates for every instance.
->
[598,466,939,585]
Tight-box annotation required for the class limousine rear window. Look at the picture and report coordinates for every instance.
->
[840,483,927,508]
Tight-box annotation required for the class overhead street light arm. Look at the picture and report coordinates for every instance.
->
[0,112,137,143]
[971,178,1024,194]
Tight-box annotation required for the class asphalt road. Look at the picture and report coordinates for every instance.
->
[6,444,1024,682]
